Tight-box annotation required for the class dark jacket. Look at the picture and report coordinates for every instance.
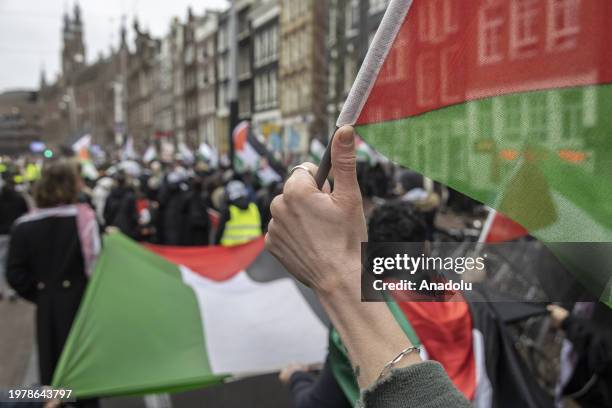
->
[289,358,351,408]
[158,182,190,245]
[0,188,28,234]
[183,188,211,246]
[562,303,612,407]
[6,213,88,385]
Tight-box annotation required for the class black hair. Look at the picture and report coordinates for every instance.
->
[367,201,443,298]
[368,201,428,242]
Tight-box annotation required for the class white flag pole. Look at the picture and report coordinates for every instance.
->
[314,0,413,189]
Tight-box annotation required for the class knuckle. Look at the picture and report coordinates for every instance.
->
[283,183,301,202]
[264,232,275,249]
[270,196,283,216]
[334,153,356,172]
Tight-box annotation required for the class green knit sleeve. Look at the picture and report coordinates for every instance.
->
[357,361,471,408]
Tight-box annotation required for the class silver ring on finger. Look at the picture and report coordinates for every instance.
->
[289,164,311,176]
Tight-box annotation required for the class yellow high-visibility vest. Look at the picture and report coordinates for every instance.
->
[25,163,41,181]
[220,202,262,246]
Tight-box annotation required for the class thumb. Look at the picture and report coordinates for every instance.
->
[331,126,359,200]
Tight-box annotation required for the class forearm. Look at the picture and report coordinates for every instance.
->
[317,264,421,389]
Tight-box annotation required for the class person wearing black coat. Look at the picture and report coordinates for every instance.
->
[182,176,211,246]
[158,176,190,245]
[6,160,99,391]
[549,303,612,407]
[0,172,29,300]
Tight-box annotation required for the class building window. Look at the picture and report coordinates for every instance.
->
[218,55,227,80]
[239,87,251,117]
[328,62,337,99]
[270,71,277,107]
[346,0,359,36]
[503,95,523,141]
[478,3,505,65]
[255,76,262,110]
[510,0,541,58]
[416,51,437,107]
[547,0,581,51]
[254,24,278,68]
[344,56,356,94]
[239,47,250,78]
[271,25,278,60]
[329,4,337,44]
[218,84,227,109]
[369,0,388,15]
[526,94,547,141]
[441,45,462,103]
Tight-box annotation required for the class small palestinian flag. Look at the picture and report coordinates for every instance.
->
[233,121,284,185]
[479,210,529,243]
[338,0,612,304]
[52,233,328,397]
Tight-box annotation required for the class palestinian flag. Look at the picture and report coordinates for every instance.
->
[51,233,328,397]
[233,121,284,185]
[479,210,528,243]
[339,0,612,304]
[309,138,326,164]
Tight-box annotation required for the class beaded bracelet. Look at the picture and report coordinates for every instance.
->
[377,346,421,382]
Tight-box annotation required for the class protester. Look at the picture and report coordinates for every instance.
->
[279,201,432,407]
[157,166,190,245]
[279,360,351,408]
[182,174,211,245]
[266,126,470,407]
[0,171,29,301]
[548,303,612,407]
[91,175,114,225]
[103,170,137,235]
[215,180,263,246]
[6,159,100,388]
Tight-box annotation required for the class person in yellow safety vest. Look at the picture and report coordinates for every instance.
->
[216,180,262,246]
[25,162,41,182]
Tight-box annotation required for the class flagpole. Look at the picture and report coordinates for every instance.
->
[228,0,238,171]
[313,0,412,189]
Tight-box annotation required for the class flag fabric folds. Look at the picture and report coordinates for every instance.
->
[52,233,328,397]
[338,0,612,305]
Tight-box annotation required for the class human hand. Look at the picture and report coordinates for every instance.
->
[105,226,119,234]
[547,304,569,328]
[278,363,309,385]
[266,126,366,295]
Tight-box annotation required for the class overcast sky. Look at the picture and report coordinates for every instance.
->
[0,0,228,93]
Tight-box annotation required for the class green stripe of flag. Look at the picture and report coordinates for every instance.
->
[52,233,224,397]
[357,84,612,304]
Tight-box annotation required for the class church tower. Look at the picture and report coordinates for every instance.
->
[61,3,86,79]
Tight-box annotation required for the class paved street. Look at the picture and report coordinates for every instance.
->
[0,298,35,387]
[0,298,293,407]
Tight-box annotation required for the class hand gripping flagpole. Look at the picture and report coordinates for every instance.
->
[314,0,413,190]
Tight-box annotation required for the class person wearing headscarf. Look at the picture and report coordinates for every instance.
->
[6,159,100,387]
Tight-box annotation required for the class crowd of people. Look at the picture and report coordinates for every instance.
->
[0,127,610,407]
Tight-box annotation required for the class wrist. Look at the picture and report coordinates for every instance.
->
[313,258,361,302]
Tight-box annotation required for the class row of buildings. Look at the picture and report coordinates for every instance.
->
[2,0,392,158]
